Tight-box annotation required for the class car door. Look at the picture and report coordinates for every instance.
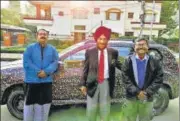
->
[52,44,94,100]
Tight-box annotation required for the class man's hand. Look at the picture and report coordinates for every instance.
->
[80,86,87,96]
[38,70,47,78]
[137,91,147,100]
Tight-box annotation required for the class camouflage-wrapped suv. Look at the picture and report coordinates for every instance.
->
[1,40,179,119]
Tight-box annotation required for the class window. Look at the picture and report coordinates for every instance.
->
[74,25,86,30]
[125,32,134,36]
[109,13,118,20]
[106,8,121,20]
[64,49,85,68]
[72,8,88,19]
[145,14,156,22]
[142,35,149,39]
[58,11,64,16]
[65,50,85,61]
[144,10,157,22]
[40,5,51,19]
[113,47,131,57]
[94,8,100,14]
[128,12,134,19]
[111,32,119,39]
[111,46,131,63]
[41,9,45,17]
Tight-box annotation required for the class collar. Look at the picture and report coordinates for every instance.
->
[135,54,148,61]
[37,42,47,48]
[98,48,107,52]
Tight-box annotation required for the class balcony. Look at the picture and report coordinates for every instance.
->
[131,22,166,30]
[30,1,54,6]
[23,15,53,26]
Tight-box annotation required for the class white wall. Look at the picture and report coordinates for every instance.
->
[50,7,71,35]
[124,2,162,33]
[37,26,52,32]
[134,29,159,37]
[32,1,163,38]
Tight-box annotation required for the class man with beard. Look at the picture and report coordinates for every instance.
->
[23,29,59,121]
[80,26,121,121]
[122,38,163,121]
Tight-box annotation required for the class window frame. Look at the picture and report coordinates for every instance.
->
[94,8,100,14]
[128,12,134,19]
[58,11,64,16]
[72,8,88,19]
[125,32,134,36]
[105,8,121,21]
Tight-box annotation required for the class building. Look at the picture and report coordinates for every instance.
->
[1,24,31,46]
[23,1,166,43]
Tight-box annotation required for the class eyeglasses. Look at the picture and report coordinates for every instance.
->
[135,43,147,47]
[37,33,48,36]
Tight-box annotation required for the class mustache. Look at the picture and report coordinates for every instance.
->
[137,48,145,50]
[137,48,146,50]
[40,37,46,39]
[136,48,147,51]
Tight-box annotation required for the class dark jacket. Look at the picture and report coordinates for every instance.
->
[122,54,163,101]
[80,47,121,98]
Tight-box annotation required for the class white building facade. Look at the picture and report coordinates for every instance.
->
[23,1,166,43]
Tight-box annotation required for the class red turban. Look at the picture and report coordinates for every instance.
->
[94,26,111,41]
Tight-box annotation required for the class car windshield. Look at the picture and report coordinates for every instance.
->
[60,42,86,56]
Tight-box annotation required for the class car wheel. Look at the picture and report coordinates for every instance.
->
[153,87,169,116]
[7,87,24,120]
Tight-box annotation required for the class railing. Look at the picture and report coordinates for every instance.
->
[23,15,53,21]
[131,21,162,25]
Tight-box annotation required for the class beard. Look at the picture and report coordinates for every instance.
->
[39,40,47,47]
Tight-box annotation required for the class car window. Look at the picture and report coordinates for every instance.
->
[63,49,86,68]
[63,44,132,68]
[113,47,131,57]
[64,50,85,61]
[112,46,131,63]
[60,42,85,56]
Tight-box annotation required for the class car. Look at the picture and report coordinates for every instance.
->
[1,39,179,119]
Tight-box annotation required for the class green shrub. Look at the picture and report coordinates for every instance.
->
[47,39,74,50]
[1,47,25,53]
[48,39,60,47]
[119,36,137,39]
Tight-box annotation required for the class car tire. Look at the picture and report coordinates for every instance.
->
[153,87,169,116]
[7,87,24,120]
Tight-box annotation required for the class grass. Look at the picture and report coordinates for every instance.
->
[49,104,126,121]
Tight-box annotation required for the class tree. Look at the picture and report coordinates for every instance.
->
[1,8,25,27]
[158,1,179,37]
[9,1,21,12]
[173,28,179,38]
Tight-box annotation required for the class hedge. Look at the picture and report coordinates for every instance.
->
[1,39,73,53]
[47,39,74,50]
[1,47,25,53]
